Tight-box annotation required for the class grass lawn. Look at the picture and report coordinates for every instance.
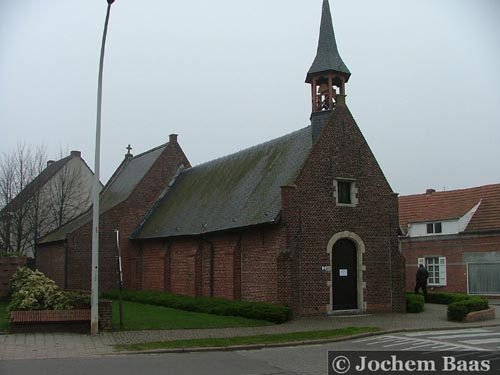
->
[112,300,273,331]
[115,327,381,351]
[0,301,9,332]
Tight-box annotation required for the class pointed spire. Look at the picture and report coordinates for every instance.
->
[306,0,350,83]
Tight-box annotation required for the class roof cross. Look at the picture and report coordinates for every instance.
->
[126,144,132,156]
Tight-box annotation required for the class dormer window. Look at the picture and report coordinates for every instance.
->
[426,222,442,234]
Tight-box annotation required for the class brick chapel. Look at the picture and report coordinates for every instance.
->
[37,0,405,316]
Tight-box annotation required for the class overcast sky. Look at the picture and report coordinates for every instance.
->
[1,0,499,196]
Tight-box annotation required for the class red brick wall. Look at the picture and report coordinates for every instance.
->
[0,256,26,298]
[141,227,281,303]
[283,103,405,315]
[169,238,198,296]
[240,227,282,303]
[402,233,500,293]
[140,239,165,291]
[36,243,65,288]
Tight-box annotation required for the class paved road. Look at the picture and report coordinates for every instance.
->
[4,327,500,375]
[0,352,299,375]
[345,326,500,351]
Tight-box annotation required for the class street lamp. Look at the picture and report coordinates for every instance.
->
[91,0,116,335]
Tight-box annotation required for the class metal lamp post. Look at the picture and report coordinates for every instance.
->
[91,0,116,335]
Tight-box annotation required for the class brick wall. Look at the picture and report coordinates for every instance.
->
[0,256,26,298]
[283,103,405,315]
[36,242,65,288]
[169,238,198,296]
[240,227,282,303]
[9,300,113,333]
[140,239,166,291]
[402,233,500,293]
[139,227,282,304]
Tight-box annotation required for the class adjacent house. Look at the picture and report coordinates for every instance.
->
[37,0,406,316]
[0,151,97,258]
[399,184,500,296]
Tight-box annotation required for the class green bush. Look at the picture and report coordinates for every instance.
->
[102,290,292,324]
[406,293,424,313]
[447,297,489,321]
[447,302,470,321]
[8,267,90,312]
[407,290,489,321]
[425,291,469,305]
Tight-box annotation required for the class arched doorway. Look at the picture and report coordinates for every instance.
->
[327,231,365,313]
[332,239,357,310]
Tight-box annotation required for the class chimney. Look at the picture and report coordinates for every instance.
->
[169,134,178,144]
[426,188,436,195]
[47,160,55,167]
[70,150,81,158]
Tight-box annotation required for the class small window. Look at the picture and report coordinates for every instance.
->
[426,222,442,234]
[435,222,442,233]
[334,178,358,206]
[337,181,352,204]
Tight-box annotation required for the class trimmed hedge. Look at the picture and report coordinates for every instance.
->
[425,291,470,305]
[102,290,292,324]
[448,297,489,321]
[405,291,490,321]
[406,293,424,313]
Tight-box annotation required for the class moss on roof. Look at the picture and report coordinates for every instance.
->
[133,126,313,239]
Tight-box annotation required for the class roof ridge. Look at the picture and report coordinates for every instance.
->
[186,126,311,172]
[131,142,168,160]
[401,183,500,198]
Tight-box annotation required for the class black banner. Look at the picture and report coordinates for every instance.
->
[328,351,500,375]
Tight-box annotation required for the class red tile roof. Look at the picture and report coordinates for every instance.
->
[399,183,500,234]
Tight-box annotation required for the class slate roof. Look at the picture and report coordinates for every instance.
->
[399,184,500,235]
[38,144,167,244]
[132,126,314,239]
[306,0,350,83]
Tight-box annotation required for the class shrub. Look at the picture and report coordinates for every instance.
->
[8,267,90,312]
[408,290,489,321]
[102,290,292,324]
[406,293,424,313]
[425,291,469,305]
[447,302,470,321]
[447,297,489,321]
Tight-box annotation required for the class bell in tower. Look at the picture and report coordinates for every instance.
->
[306,0,350,113]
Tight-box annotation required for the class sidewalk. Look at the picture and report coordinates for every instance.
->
[1,304,499,360]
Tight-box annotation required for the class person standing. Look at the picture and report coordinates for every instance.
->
[414,264,429,298]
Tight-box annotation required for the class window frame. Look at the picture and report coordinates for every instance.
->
[418,256,447,286]
[426,222,443,235]
[333,178,358,207]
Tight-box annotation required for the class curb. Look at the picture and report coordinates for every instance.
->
[110,322,500,356]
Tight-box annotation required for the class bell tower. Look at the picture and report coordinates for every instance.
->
[306,0,350,112]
